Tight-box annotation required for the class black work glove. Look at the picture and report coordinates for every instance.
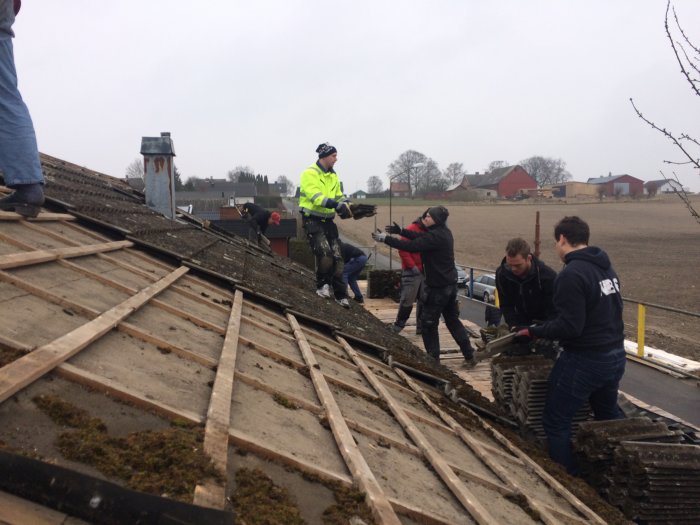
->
[337,202,353,219]
[385,222,402,235]
[349,203,377,219]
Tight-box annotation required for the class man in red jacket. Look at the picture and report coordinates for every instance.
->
[389,211,428,334]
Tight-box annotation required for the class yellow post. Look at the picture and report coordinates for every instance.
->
[637,303,646,357]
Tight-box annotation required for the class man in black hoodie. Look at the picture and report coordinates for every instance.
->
[372,206,475,365]
[495,237,556,328]
[516,216,625,473]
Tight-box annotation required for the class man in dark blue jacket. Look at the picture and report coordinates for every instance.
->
[516,216,625,473]
[373,206,475,365]
[495,237,557,329]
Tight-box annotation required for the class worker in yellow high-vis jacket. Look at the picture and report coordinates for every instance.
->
[298,142,353,308]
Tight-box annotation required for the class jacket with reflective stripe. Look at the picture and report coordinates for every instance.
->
[298,162,347,218]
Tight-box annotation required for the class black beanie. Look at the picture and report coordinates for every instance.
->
[316,142,337,159]
[427,206,449,225]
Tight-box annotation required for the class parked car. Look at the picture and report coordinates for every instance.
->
[470,273,497,302]
[455,265,468,287]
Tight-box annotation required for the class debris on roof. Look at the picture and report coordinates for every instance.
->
[0,154,630,524]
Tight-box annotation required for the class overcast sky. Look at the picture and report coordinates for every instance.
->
[12,0,700,193]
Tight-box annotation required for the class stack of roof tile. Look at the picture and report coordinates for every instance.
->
[490,355,547,416]
[510,364,591,440]
[607,441,700,524]
[575,417,685,489]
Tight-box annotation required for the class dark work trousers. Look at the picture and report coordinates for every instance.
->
[419,283,474,362]
[395,270,423,329]
[542,347,626,474]
[303,217,346,299]
[343,255,368,300]
[245,220,260,243]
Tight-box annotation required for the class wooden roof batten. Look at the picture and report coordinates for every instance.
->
[0,263,189,404]
[287,312,402,525]
[0,180,615,524]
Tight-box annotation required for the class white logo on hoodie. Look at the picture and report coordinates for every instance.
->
[599,278,620,296]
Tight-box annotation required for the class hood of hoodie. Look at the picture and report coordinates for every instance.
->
[564,246,611,270]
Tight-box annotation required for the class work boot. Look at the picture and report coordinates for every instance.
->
[316,284,331,299]
[389,323,403,334]
[393,305,412,331]
[335,297,350,309]
[0,183,45,218]
[462,356,477,369]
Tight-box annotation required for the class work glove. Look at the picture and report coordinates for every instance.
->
[371,230,387,243]
[513,326,535,344]
[385,222,402,235]
[336,202,353,219]
[410,266,421,276]
[349,203,377,220]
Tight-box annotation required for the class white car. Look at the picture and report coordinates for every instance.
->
[470,273,497,302]
[455,265,468,287]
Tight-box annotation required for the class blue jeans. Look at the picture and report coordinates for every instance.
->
[542,347,626,473]
[343,255,367,299]
[0,38,44,187]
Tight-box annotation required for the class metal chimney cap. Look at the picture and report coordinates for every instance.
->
[140,134,176,156]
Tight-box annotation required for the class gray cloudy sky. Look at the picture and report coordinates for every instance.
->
[12,0,700,193]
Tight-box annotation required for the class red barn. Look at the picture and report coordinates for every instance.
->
[587,174,644,197]
[390,181,411,198]
[463,165,536,198]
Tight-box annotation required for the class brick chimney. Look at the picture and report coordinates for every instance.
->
[140,132,176,219]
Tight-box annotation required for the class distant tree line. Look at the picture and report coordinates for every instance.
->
[125,159,295,196]
[373,150,572,196]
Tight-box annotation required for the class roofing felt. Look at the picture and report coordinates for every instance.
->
[0,153,623,524]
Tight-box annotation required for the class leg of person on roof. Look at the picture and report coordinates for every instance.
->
[0,1,45,218]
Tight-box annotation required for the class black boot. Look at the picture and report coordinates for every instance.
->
[0,183,44,218]
[391,305,413,333]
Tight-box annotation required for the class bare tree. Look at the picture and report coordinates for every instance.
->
[125,158,144,180]
[227,165,255,182]
[387,150,429,197]
[443,162,466,185]
[486,160,509,173]
[417,159,448,194]
[367,175,383,193]
[275,175,295,196]
[597,185,606,202]
[631,1,699,223]
[519,156,572,187]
